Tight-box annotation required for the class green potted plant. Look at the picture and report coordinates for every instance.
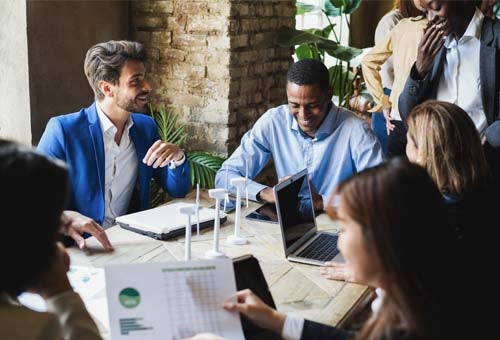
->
[276,0,364,107]
[148,105,226,207]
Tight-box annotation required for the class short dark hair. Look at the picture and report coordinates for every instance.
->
[287,59,330,93]
[0,140,69,297]
[84,40,146,100]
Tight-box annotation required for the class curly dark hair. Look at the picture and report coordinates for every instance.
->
[0,140,69,297]
[287,59,330,93]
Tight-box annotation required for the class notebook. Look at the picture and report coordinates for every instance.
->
[273,169,344,266]
[115,202,227,240]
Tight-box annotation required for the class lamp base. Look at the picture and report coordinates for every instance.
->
[204,250,227,259]
[226,235,248,245]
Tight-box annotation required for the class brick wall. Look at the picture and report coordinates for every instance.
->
[131,0,295,157]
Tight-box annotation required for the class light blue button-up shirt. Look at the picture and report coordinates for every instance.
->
[215,103,384,204]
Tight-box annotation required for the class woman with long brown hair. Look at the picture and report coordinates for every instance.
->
[222,158,469,339]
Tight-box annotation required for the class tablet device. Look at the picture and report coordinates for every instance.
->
[245,203,278,224]
[233,255,280,340]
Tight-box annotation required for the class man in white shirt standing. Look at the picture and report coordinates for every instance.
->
[399,0,500,148]
[37,40,191,250]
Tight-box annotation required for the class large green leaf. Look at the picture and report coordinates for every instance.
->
[276,27,362,62]
[295,44,317,60]
[324,0,362,15]
[188,151,226,189]
[296,2,321,15]
[148,105,187,147]
[323,44,362,62]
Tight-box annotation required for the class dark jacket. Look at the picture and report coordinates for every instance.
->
[399,17,500,146]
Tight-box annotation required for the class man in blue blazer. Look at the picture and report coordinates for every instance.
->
[37,40,191,250]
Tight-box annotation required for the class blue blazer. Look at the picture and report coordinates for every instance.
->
[37,102,191,225]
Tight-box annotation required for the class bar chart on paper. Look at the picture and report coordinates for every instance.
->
[164,265,222,338]
[106,259,244,340]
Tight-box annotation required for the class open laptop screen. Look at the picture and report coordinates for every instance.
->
[274,169,316,251]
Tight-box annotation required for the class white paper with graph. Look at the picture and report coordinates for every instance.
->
[105,258,244,340]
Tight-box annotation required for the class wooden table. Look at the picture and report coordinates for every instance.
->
[68,190,374,339]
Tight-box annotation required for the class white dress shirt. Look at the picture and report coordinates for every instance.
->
[96,104,138,228]
[437,8,487,134]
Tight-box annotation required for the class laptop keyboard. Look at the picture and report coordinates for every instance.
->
[297,233,339,262]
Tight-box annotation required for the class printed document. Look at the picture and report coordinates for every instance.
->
[105,258,244,340]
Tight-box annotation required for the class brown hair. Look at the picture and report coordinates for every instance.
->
[84,40,146,100]
[393,0,423,18]
[328,158,460,339]
[406,100,491,197]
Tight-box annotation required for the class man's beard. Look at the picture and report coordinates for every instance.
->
[116,93,148,113]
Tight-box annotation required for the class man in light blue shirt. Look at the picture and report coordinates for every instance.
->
[216,59,384,210]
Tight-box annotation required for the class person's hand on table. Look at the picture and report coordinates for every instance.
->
[61,210,114,251]
[143,140,184,169]
[320,262,356,282]
[223,289,286,335]
[257,187,275,203]
[30,242,73,299]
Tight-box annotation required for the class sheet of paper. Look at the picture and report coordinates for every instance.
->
[18,265,109,331]
[105,258,244,340]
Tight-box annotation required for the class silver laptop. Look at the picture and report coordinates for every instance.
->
[273,169,343,266]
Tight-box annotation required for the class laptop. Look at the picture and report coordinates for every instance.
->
[115,202,226,240]
[273,169,344,266]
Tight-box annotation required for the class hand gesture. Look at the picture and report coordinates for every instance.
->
[415,18,448,79]
[143,140,184,168]
[223,289,286,334]
[319,262,356,282]
[61,210,114,251]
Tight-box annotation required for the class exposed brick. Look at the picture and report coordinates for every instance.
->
[229,66,248,78]
[135,16,164,29]
[166,16,187,33]
[208,2,230,16]
[152,31,172,46]
[230,34,249,49]
[132,0,295,156]
[187,17,227,33]
[240,18,260,33]
[151,0,174,14]
[162,48,187,62]
[206,35,230,50]
[172,34,207,48]
[206,63,229,79]
[176,2,209,14]
[132,0,151,13]
[239,79,259,94]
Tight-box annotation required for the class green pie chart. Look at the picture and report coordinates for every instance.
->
[119,287,141,308]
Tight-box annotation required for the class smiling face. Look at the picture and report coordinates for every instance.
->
[336,198,383,287]
[418,0,475,36]
[286,82,330,138]
[113,60,152,113]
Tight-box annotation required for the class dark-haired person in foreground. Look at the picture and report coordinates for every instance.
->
[37,40,191,250]
[0,140,101,339]
[215,59,384,211]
